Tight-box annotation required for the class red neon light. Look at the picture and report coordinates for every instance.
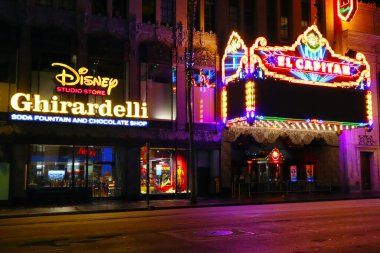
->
[267,148,284,164]
[276,55,351,76]
[56,87,107,96]
[77,147,97,157]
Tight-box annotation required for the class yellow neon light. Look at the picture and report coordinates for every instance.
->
[52,63,118,95]
[245,81,255,112]
[221,87,227,122]
[10,93,148,119]
[221,31,248,85]
[366,91,373,125]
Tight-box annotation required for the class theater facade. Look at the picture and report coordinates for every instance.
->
[220,25,380,194]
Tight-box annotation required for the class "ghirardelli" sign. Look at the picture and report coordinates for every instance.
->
[10,93,148,119]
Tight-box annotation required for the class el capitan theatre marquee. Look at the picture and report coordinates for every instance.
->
[9,63,149,127]
[221,25,372,131]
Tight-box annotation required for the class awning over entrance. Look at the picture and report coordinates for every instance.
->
[223,126,339,146]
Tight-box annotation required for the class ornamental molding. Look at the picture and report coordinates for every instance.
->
[343,30,380,54]
[358,134,375,146]
[223,126,340,146]
[194,46,216,67]
[0,124,221,144]
[358,1,377,10]
[131,22,174,46]
[194,31,217,49]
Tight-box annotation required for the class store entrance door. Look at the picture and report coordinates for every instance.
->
[0,163,10,200]
[360,152,371,190]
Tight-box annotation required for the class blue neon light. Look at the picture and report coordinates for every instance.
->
[298,44,327,60]
[290,70,336,83]
[10,113,148,127]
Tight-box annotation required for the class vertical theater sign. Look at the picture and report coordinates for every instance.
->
[337,0,358,22]
[222,25,371,133]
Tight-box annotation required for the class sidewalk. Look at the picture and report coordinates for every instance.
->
[1,191,380,219]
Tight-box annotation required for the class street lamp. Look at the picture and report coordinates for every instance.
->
[186,0,197,204]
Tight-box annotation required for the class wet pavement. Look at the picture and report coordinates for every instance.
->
[1,191,379,219]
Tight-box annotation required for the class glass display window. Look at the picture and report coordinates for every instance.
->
[176,151,187,193]
[89,147,117,197]
[29,145,73,188]
[73,146,88,187]
[29,145,118,197]
[140,147,188,194]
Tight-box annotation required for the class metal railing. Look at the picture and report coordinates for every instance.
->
[232,180,332,198]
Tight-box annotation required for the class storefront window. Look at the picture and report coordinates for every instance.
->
[73,146,87,187]
[176,151,188,193]
[140,63,176,120]
[140,147,187,194]
[29,145,73,188]
[29,145,118,197]
[139,41,176,121]
[89,147,118,197]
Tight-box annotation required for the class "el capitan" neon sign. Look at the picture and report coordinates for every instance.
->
[250,25,370,88]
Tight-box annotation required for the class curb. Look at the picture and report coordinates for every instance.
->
[1,195,380,219]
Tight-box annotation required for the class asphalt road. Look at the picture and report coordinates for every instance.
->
[1,199,380,253]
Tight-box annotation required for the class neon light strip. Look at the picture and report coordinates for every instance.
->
[366,91,373,126]
[10,113,149,127]
[227,115,365,132]
[221,87,227,124]
[245,81,255,118]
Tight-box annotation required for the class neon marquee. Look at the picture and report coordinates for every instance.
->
[221,25,372,130]
[250,25,370,88]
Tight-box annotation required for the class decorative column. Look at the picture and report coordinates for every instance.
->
[17,1,32,93]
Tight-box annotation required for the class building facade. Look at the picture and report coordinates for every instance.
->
[0,0,379,203]
[0,0,221,202]
[212,0,380,194]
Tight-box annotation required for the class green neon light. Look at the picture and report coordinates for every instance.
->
[339,6,351,14]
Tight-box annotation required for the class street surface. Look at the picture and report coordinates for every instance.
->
[1,199,380,253]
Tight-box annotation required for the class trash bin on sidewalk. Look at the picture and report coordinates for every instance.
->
[214,177,220,194]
